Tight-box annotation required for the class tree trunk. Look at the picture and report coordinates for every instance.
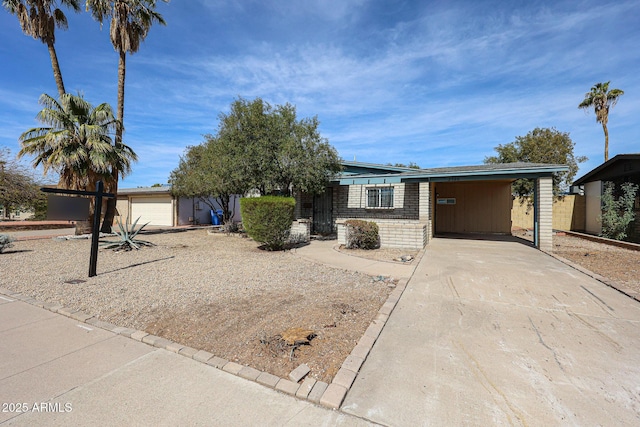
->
[101,51,127,233]
[46,39,66,99]
[602,123,609,162]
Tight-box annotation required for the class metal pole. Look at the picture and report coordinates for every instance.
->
[89,181,104,277]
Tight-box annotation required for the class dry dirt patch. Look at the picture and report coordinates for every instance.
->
[0,230,392,382]
[552,234,640,293]
[513,230,640,293]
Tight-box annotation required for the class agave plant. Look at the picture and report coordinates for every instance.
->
[0,234,14,254]
[101,217,154,251]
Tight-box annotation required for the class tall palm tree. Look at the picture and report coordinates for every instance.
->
[86,0,166,231]
[2,0,80,98]
[578,81,624,162]
[19,93,137,232]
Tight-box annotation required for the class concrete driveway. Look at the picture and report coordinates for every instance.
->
[343,237,640,426]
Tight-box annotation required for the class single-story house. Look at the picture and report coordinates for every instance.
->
[294,161,568,251]
[116,186,241,227]
[573,154,640,242]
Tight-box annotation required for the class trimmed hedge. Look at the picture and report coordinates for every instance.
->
[344,219,379,249]
[240,196,295,251]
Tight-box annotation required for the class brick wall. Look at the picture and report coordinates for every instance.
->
[336,219,427,249]
[536,177,553,252]
[335,183,419,220]
[290,219,311,243]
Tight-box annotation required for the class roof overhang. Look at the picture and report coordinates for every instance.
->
[573,154,640,185]
[338,163,567,185]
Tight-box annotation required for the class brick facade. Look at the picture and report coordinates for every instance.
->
[536,177,553,252]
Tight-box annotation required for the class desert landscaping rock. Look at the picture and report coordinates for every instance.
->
[0,230,391,383]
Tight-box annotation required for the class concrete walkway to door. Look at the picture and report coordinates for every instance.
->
[343,237,640,426]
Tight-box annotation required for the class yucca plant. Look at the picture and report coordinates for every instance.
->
[100,217,154,251]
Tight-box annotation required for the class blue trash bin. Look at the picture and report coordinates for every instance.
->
[216,210,224,222]
[210,209,220,225]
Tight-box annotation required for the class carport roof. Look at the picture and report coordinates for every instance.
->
[338,162,568,185]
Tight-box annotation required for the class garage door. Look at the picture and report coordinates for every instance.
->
[130,197,173,226]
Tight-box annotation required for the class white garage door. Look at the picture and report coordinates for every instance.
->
[130,197,173,226]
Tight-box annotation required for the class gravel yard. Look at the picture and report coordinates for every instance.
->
[552,234,640,293]
[513,230,640,293]
[1,230,393,382]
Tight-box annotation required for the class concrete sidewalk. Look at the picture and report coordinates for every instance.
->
[293,240,418,279]
[342,237,640,426]
[0,296,372,426]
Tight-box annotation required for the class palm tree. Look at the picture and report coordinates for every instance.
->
[578,81,624,162]
[2,0,80,98]
[19,93,137,232]
[86,0,166,231]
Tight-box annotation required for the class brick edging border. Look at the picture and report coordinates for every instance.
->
[0,276,410,410]
[541,251,640,303]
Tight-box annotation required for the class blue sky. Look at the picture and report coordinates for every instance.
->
[1,0,638,188]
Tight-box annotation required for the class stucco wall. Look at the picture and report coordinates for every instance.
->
[178,196,241,225]
[585,181,602,235]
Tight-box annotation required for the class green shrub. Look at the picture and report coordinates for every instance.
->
[0,234,14,254]
[345,220,379,249]
[240,196,295,250]
[600,181,638,241]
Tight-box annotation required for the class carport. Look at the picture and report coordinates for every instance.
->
[338,162,568,251]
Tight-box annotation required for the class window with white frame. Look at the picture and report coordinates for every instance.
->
[367,186,394,208]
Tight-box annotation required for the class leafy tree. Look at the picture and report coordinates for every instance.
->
[216,97,342,196]
[170,98,342,224]
[169,137,247,223]
[86,0,167,231]
[578,81,624,162]
[485,127,587,197]
[0,149,40,218]
[599,181,638,241]
[18,93,137,232]
[387,162,421,169]
[2,0,80,98]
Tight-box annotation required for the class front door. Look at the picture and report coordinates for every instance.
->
[313,188,333,235]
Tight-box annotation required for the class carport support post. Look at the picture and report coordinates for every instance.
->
[535,176,553,252]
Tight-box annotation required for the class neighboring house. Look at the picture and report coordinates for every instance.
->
[116,186,241,227]
[294,161,568,251]
[0,206,35,220]
[573,154,640,242]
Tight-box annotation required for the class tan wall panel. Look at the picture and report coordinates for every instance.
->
[435,181,511,234]
[512,195,586,231]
